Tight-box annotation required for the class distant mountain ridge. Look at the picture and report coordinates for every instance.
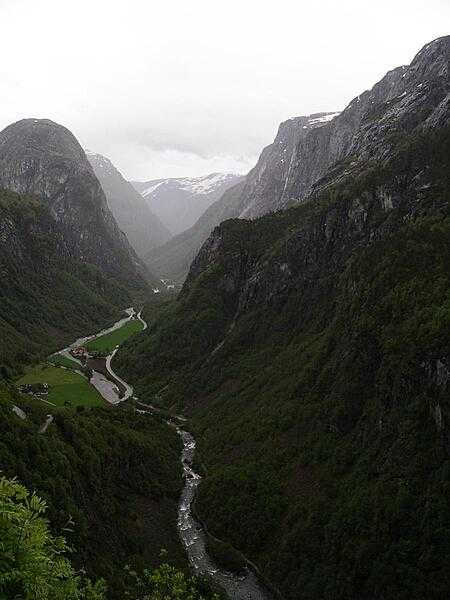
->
[87,151,171,258]
[145,35,449,283]
[132,172,244,236]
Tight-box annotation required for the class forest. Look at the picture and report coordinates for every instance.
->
[115,126,450,599]
[0,384,186,598]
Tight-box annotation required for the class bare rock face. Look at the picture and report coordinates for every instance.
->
[0,118,147,285]
[87,151,171,258]
[237,36,449,218]
[237,112,341,219]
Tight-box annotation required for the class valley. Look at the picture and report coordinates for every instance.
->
[0,21,449,600]
[9,301,276,599]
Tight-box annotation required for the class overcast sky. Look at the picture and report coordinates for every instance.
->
[0,0,448,180]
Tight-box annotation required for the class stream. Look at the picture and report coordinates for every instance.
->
[56,307,274,600]
[176,428,274,600]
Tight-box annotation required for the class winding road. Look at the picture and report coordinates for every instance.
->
[55,307,141,404]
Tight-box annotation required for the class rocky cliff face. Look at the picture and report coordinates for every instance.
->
[230,36,449,219]
[87,151,171,257]
[0,119,149,285]
[116,36,450,600]
[146,36,449,282]
[133,172,244,235]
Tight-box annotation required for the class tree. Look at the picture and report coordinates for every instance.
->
[0,475,105,600]
[138,563,220,600]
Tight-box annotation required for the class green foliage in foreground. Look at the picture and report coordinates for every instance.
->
[16,364,104,407]
[129,563,221,599]
[0,475,105,600]
[86,319,144,355]
[0,476,219,600]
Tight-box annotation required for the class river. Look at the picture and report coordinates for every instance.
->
[176,428,274,600]
[56,307,274,599]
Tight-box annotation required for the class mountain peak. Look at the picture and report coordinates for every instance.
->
[0,118,86,164]
[0,118,148,284]
[133,172,244,236]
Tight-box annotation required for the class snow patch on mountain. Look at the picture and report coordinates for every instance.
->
[308,112,341,124]
[132,172,244,236]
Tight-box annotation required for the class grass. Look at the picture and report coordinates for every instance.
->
[47,354,80,369]
[16,364,104,407]
[86,319,144,354]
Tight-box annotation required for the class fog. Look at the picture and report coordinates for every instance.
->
[0,0,448,179]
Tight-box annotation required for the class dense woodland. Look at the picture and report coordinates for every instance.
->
[1,474,220,599]
[0,385,186,598]
[116,126,450,599]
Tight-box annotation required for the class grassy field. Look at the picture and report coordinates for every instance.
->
[16,364,104,407]
[86,319,143,354]
[48,353,79,369]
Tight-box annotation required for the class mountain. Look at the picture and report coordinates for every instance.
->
[133,172,244,236]
[143,113,340,281]
[0,119,150,283]
[0,188,139,376]
[116,36,450,600]
[144,180,246,282]
[146,35,449,283]
[0,119,154,375]
[87,152,171,257]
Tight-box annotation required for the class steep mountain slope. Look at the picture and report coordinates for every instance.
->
[87,152,171,257]
[0,119,156,375]
[116,37,450,600]
[144,115,337,282]
[145,180,246,282]
[0,118,149,285]
[0,189,134,375]
[146,35,449,283]
[133,172,244,235]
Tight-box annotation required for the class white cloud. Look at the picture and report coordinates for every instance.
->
[0,0,448,178]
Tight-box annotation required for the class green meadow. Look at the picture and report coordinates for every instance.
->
[85,319,143,354]
[16,364,104,407]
